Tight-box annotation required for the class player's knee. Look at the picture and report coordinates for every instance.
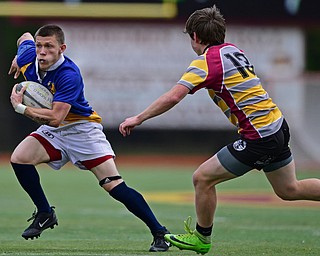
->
[99,176,123,191]
[10,154,17,164]
[10,152,28,164]
[192,166,216,188]
[274,184,299,201]
[193,166,204,185]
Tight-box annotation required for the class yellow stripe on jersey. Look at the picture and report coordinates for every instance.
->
[224,71,257,89]
[249,109,282,129]
[61,111,102,126]
[229,113,239,126]
[242,99,278,117]
[21,63,32,80]
[190,57,208,71]
[231,84,265,102]
[208,90,239,126]
[182,71,206,86]
[180,57,208,89]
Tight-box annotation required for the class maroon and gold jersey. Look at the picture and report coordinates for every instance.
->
[178,43,283,140]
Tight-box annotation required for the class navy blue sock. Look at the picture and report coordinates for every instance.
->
[196,223,213,236]
[11,162,51,213]
[109,182,164,235]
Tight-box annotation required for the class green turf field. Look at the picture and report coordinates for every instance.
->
[0,161,319,255]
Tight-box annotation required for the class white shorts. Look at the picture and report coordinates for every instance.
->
[31,122,115,170]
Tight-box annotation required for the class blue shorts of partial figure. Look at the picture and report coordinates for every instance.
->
[30,122,115,170]
[217,119,293,176]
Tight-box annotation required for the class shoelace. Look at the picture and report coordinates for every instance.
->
[185,216,212,245]
[26,206,55,222]
[175,216,195,240]
[183,216,194,235]
[27,209,38,222]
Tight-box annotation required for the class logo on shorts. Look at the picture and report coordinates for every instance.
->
[233,139,247,151]
[42,130,54,139]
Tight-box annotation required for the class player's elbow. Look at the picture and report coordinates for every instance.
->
[17,32,34,46]
[165,86,188,105]
[49,105,70,127]
[48,121,60,128]
[49,116,64,127]
[167,94,182,105]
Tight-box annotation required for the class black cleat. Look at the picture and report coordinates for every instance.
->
[22,206,58,240]
[149,227,171,252]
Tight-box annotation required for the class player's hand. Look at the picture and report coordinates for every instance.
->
[8,55,21,79]
[10,84,25,109]
[119,116,141,137]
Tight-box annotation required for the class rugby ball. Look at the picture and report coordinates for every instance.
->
[16,81,53,109]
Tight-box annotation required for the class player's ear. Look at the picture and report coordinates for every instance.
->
[59,44,67,54]
[194,33,201,44]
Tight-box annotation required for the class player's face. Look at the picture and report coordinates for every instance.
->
[35,35,65,71]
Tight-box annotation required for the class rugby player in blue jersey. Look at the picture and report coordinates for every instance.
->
[9,24,169,252]
[119,6,320,255]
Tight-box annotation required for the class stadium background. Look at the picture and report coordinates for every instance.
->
[1,0,320,169]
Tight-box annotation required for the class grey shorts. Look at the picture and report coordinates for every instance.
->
[217,119,293,176]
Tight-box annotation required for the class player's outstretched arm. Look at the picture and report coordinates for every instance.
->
[8,55,21,79]
[119,116,141,137]
[119,84,189,137]
[8,32,34,79]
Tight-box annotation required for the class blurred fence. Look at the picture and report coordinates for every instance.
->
[1,1,320,169]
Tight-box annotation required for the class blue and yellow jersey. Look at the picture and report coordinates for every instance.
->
[16,40,101,126]
[178,43,283,140]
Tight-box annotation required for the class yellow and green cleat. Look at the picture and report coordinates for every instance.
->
[164,217,212,255]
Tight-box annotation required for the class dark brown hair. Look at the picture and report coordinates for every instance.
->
[184,5,226,45]
[35,24,65,45]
